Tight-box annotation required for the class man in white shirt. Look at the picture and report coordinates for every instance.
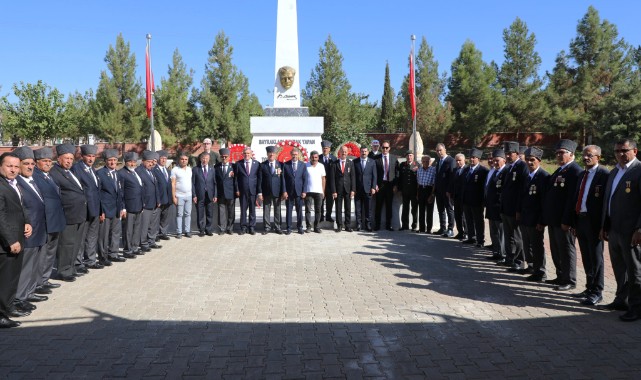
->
[171,153,193,238]
[304,151,326,233]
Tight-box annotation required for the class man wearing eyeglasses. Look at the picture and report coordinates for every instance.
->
[542,139,582,292]
[600,139,641,321]
[374,141,399,231]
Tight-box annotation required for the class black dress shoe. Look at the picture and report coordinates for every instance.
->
[205,232,213,236]
[8,309,30,318]
[239,230,246,235]
[486,255,504,261]
[14,300,36,311]
[545,278,561,285]
[0,316,21,328]
[226,231,233,235]
[122,253,137,259]
[275,230,283,235]
[76,267,89,274]
[28,294,48,302]
[571,290,591,298]
[433,229,445,235]
[155,237,160,242]
[345,227,353,232]
[284,230,291,235]
[198,231,205,237]
[507,264,525,272]
[54,274,76,282]
[582,294,603,306]
[462,238,476,244]
[554,284,576,291]
[158,235,171,240]
[400,227,409,231]
[619,310,641,322]
[597,301,629,311]
[516,267,535,275]
[140,246,151,252]
[99,259,113,266]
[185,233,192,238]
[298,228,305,235]
[217,232,224,236]
[149,244,162,249]
[335,228,342,233]
[43,281,61,289]
[262,230,269,235]
[495,259,512,267]
[34,286,52,295]
[305,227,312,233]
[386,227,394,231]
[314,228,322,233]
[365,228,373,232]
[249,229,256,235]
[526,274,547,282]
[175,234,182,239]
[355,226,362,231]
[110,256,126,262]
[87,262,105,269]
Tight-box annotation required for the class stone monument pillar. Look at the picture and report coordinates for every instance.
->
[250,0,323,161]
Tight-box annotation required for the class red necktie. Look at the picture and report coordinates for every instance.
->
[575,170,589,214]
[246,161,250,174]
[384,156,389,180]
[341,161,345,173]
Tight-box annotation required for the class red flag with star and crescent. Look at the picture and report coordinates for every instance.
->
[409,52,416,120]
[145,43,154,118]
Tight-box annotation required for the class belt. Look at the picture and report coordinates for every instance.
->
[578,212,588,217]
[418,185,432,189]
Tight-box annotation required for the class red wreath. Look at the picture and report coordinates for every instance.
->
[276,140,309,163]
[227,144,255,163]
[337,141,361,158]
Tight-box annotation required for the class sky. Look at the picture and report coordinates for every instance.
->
[1,1,640,108]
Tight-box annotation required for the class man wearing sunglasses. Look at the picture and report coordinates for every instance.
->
[374,141,399,231]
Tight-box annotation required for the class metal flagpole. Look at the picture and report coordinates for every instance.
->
[411,34,417,162]
[147,33,155,152]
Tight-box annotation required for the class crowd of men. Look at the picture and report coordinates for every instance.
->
[1,136,640,328]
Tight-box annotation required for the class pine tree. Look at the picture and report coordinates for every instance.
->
[378,62,396,132]
[447,40,503,145]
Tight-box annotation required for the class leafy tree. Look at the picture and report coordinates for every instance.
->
[196,31,262,145]
[61,90,93,140]
[91,33,146,143]
[378,62,396,132]
[0,80,66,144]
[447,40,503,145]
[498,18,547,136]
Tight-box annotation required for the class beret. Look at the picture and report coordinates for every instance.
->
[141,150,155,161]
[123,152,139,162]
[518,146,527,154]
[525,147,544,161]
[492,149,506,159]
[406,150,414,155]
[556,139,578,153]
[157,150,168,158]
[219,148,230,156]
[14,146,34,161]
[34,147,54,160]
[56,143,76,156]
[103,149,119,159]
[320,140,332,148]
[80,145,98,155]
[371,140,380,145]
[469,148,483,158]
[266,146,276,153]
[503,141,519,154]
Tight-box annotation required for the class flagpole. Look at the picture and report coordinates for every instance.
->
[146,33,155,152]
[411,34,417,162]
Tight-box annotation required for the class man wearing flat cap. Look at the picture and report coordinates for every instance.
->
[542,139,582,291]
[153,150,173,241]
[462,148,488,247]
[498,141,529,271]
[320,140,336,223]
[119,152,144,258]
[398,150,418,231]
[485,149,507,261]
[49,144,88,281]
[517,147,549,282]
[215,149,237,235]
[71,144,103,271]
[32,147,66,288]
[136,151,161,251]
[261,146,284,234]
[96,149,127,265]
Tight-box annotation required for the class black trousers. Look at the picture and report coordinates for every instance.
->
[522,225,545,274]
[401,191,418,230]
[576,215,604,295]
[0,250,23,317]
[286,196,304,230]
[501,214,524,265]
[263,195,282,232]
[375,181,394,229]
[464,204,485,244]
[453,198,466,236]
[548,225,577,286]
[305,192,323,228]
[57,223,83,277]
[488,219,504,257]
[196,194,214,233]
[239,193,257,230]
[417,186,434,233]
[321,188,334,221]
[335,191,352,228]
[436,192,455,231]
[355,193,373,230]
[217,198,235,233]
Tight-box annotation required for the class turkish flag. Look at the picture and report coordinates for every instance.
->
[409,52,416,120]
[145,43,154,118]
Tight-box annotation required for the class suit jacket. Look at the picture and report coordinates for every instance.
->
[192,164,217,201]
[448,165,469,201]
[261,160,284,198]
[153,165,172,206]
[434,155,456,196]
[542,161,582,227]
[71,161,101,218]
[282,160,308,197]
[214,163,237,200]
[49,164,87,225]
[32,168,66,233]
[320,154,337,192]
[235,160,262,196]
[0,177,29,253]
[16,176,46,248]
[375,154,400,187]
[136,166,160,210]
[485,166,505,220]
[602,159,641,235]
[368,151,382,160]
[330,159,355,195]
[517,168,549,227]
[352,157,377,195]
[118,167,144,213]
[500,159,529,217]
[462,164,489,207]
[571,165,609,230]
[96,167,124,219]
[398,161,418,196]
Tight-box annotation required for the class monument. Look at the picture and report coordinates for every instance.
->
[250,0,324,161]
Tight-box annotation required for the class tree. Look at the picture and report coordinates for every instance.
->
[447,40,503,145]
[91,33,146,143]
[197,31,262,144]
[0,80,66,144]
[378,62,396,132]
[61,90,93,140]
[498,18,547,136]
[154,49,195,146]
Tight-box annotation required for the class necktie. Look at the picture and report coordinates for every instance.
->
[271,162,275,174]
[29,179,44,202]
[88,166,98,186]
[163,167,168,180]
[111,170,118,189]
[203,166,208,180]
[293,162,297,173]
[362,160,366,170]
[341,160,345,173]
[246,161,250,175]
[467,168,474,179]
[575,170,589,214]
[384,156,388,180]
[436,159,441,174]
[223,165,228,174]
[148,170,155,182]
[9,179,22,202]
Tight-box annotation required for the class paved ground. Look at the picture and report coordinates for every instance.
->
[2,203,641,379]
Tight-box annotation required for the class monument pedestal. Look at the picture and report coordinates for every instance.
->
[251,112,323,161]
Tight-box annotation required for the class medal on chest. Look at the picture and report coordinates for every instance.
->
[512,171,517,181]
[529,184,537,195]
[626,181,632,193]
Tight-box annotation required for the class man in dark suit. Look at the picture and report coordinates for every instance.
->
[368,140,382,159]
[330,145,355,232]
[0,152,32,328]
[542,139,582,291]
[485,150,506,260]
[398,151,418,231]
[32,148,66,289]
[261,146,284,234]
[447,153,468,240]
[600,138,641,321]
[119,152,144,258]
[136,151,161,251]
[571,145,609,305]
[202,138,221,167]
[49,143,88,280]
[499,141,529,270]
[152,150,173,241]
[235,147,262,235]
[353,147,377,232]
[71,144,103,270]
[374,140,399,231]
[193,152,217,236]
[215,149,237,235]
[320,140,337,222]
[462,148,488,248]
[14,147,47,313]
[96,149,127,265]
[516,147,549,281]
[434,143,456,237]
[282,148,308,234]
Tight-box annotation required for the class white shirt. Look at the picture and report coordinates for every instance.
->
[305,162,326,193]
[579,165,598,213]
[609,159,637,215]
[528,166,540,180]
[171,166,193,198]
[20,175,43,202]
